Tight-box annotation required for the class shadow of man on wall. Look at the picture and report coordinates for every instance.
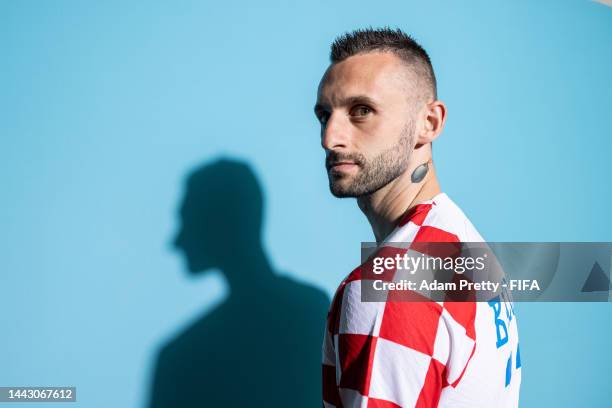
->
[149,157,330,407]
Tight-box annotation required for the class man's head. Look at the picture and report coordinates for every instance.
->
[315,28,446,197]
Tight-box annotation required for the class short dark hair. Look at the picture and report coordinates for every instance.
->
[330,27,437,100]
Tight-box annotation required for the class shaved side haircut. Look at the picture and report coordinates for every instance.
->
[330,27,437,102]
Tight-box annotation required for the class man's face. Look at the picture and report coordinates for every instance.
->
[315,52,419,197]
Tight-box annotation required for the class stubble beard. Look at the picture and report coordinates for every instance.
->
[327,122,415,198]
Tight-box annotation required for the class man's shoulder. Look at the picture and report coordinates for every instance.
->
[421,193,485,243]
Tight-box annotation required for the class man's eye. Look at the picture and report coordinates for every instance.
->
[350,105,372,117]
[317,112,330,125]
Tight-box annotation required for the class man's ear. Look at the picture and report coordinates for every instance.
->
[416,100,447,145]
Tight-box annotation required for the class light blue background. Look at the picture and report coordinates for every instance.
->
[2,0,611,406]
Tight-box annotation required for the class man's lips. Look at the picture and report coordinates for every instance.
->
[328,161,359,172]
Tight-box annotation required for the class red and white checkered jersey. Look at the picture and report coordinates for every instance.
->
[322,192,521,408]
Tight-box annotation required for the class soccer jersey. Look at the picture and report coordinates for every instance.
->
[322,192,521,408]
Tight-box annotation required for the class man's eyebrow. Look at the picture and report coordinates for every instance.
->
[314,95,378,113]
[343,95,378,107]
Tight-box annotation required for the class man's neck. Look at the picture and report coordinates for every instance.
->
[357,164,441,244]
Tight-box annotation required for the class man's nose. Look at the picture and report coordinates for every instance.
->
[321,113,349,151]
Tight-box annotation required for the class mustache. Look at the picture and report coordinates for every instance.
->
[325,151,366,170]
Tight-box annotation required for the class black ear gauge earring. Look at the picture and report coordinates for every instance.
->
[410,162,429,183]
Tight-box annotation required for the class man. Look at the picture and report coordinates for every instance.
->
[315,28,521,407]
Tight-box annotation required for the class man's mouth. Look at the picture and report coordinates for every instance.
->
[327,161,359,173]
